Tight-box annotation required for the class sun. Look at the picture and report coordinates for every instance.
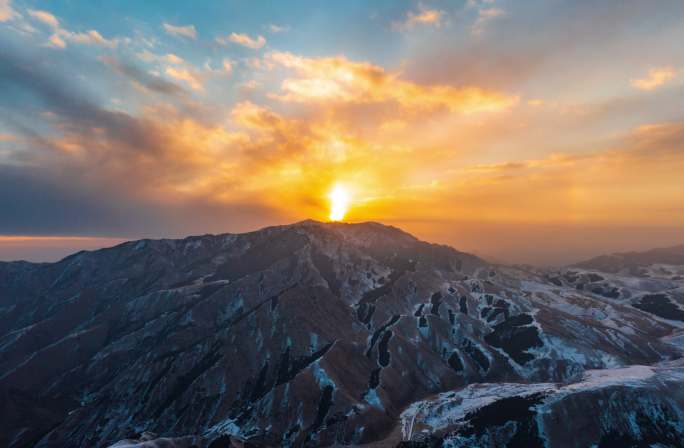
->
[328,184,350,221]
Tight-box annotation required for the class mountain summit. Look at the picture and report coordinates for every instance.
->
[1,221,684,447]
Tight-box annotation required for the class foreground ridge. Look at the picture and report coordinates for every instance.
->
[1,221,683,447]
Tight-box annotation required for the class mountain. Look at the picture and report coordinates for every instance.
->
[1,221,684,447]
[575,244,684,276]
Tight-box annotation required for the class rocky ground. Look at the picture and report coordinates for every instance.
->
[1,221,683,447]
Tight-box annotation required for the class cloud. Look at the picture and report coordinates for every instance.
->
[220,58,233,74]
[136,50,184,65]
[0,42,283,237]
[162,58,233,92]
[394,6,444,30]
[120,50,233,94]
[472,7,505,35]
[267,24,289,33]
[165,67,204,91]
[162,22,197,39]
[0,133,16,142]
[0,0,18,22]
[101,56,184,95]
[47,33,66,49]
[28,9,118,49]
[630,67,676,91]
[466,0,496,8]
[0,162,279,238]
[28,9,59,28]
[217,32,266,49]
[268,51,517,113]
[67,30,118,48]
[3,3,684,259]
[43,29,119,49]
[231,101,289,130]
[628,122,684,156]
[437,122,684,227]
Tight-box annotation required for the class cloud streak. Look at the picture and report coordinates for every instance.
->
[631,67,677,91]
[217,32,266,49]
[28,9,59,28]
[162,22,197,39]
[394,6,444,30]
[101,56,185,95]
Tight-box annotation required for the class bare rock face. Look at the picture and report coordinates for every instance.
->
[0,221,683,447]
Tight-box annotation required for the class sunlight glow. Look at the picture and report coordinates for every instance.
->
[328,184,350,221]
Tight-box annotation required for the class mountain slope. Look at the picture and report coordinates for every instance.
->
[574,244,684,275]
[1,221,683,447]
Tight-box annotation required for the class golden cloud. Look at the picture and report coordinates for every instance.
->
[394,7,444,30]
[165,67,204,91]
[631,67,676,91]
[217,32,266,49]
[268,51,518,113]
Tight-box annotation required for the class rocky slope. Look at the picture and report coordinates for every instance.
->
[1,221,683,447]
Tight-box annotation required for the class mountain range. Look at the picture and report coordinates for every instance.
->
[1,220,684,447]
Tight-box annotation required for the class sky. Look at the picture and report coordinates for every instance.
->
[1,0,684,266]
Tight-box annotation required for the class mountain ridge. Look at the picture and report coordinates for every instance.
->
[3,220,683,271]
[574,243,684,274]
[1,221,684,447]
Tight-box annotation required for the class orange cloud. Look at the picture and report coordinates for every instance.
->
[630,67,676,91]
[0,0,18,22]
[165,67,204,91]
[137,50,184,65]
[232,101,287,130]
[217,32,266,49]
[394,7,444,30]
[67,29,118,48]
[28,9,60,28]
[47,33,66,49]
[268,51,517,113]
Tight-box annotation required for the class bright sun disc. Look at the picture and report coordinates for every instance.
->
[328,185,350,221]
